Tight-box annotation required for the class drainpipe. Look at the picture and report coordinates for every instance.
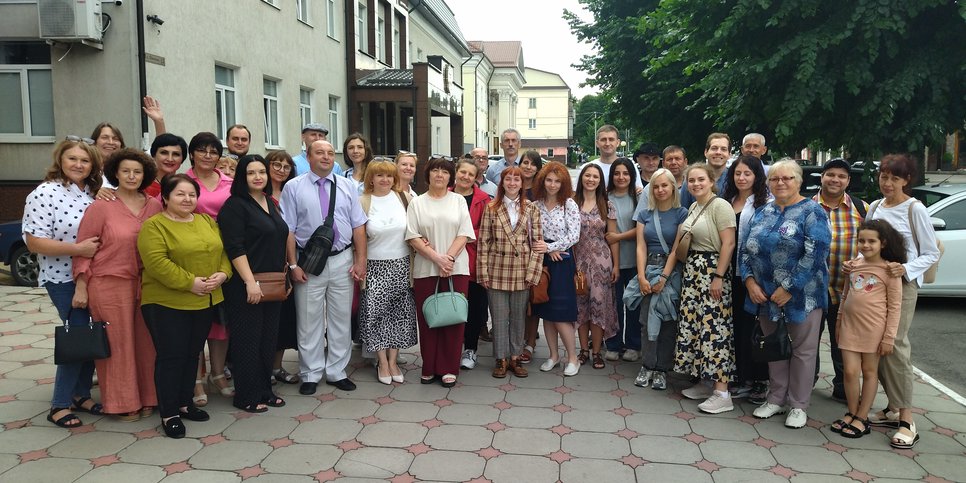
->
[136,0,148,148]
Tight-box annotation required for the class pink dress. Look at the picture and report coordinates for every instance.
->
[186,167,233,339]
[74,196,163,414]
[836,259,902,353]
[573,201,618,339]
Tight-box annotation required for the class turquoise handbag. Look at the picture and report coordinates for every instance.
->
[422,278,468,328]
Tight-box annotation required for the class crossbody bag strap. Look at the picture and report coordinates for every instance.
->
[907,200,921,257]
[652,210,670,254]
[866,198,882,220]
[323,175,337,227]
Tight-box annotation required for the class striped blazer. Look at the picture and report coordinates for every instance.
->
[477,199,544,291]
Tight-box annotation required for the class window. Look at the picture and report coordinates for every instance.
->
[376,14,385,62]
[263,78,280,148]
[392,24,400,67]
[262,0,279,7]
[528,119,537,129]
[328,96,340,147]
[357,2,369,53]
[936,199,966,231]
[296,0,310,23]
[528,97,537,109]
[326,0,337,38]
[0,42,54,140]
[299,88,313,128]
[214,65,236,141]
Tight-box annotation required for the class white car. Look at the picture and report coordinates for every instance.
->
[912,185,966,297]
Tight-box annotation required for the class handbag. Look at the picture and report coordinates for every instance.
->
[54,311,111,365]
[674,197,716,262]
[571,247,589,296]
[422,277,468,328]
[253,265,291,302]
[751,308,793,362]
[298,175,339,276]
[530,267,551,304]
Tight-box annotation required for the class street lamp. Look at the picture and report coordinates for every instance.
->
[619,140,627,157]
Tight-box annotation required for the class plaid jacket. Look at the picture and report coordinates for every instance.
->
[813,192,869,305]
[477,200,544,291]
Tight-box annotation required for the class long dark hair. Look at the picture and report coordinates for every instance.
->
[230,154,271,197]
[606,157,638,206]
[575,163,608,221]
[858,219,907,264]
[722,155,769,209]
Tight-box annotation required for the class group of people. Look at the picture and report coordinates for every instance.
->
[22,113,937,450]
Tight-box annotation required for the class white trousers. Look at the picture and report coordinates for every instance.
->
[294,249,353,383]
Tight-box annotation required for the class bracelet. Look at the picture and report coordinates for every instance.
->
[659,273,669,280]
[712,272,725,279]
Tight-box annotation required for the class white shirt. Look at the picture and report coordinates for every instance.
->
[868,198,941,287]
[22,181,94,285]
[365,193,410,260]
[503,196,521,229]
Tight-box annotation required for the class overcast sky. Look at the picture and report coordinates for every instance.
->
[447,0,599,100]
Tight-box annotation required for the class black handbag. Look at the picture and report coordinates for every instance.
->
[54,311,111,365]
[751,309,792,362]
[298,175,339,276]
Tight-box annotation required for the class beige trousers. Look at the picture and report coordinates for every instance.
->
[877,279,918,409]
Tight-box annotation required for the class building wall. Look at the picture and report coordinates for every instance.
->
[516,68,571,141]
[461,53,493,151]
[407,8,464,87]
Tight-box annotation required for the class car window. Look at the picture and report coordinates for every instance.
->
[934,198,966,231]
[914,191,947,208]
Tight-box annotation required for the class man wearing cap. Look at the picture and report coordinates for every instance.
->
[634,142,662,187]
[293,123,344,176]
[226,124,252,157]
[812,158,868,400]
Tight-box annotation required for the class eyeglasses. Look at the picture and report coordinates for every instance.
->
[226,154,239,160]
[66,135,95,145]
[371,156,392,163]
[471,155,488,160]
[767,176,796,184]
[270,162,292,173]
[194,149,221,158]
[432,156,455,162]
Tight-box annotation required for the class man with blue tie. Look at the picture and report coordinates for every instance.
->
[281,140,368,395]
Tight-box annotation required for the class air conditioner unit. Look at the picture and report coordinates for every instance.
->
[38,0,103,42]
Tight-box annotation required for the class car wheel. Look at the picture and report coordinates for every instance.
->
[11,245,39,287]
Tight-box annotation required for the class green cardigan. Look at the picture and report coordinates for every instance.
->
[137,213,233,310]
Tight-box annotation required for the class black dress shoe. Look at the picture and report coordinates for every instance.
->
[326,378,357,391]
[179,406,210,422]
[299,382,318,395]
[162,417,186,439]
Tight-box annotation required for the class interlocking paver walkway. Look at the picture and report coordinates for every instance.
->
[1,284,964,482]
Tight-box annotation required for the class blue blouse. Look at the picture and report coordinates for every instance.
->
[738,199,831,323]
[636,207,688,255]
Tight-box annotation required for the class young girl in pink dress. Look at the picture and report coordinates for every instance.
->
[832,219,906,438]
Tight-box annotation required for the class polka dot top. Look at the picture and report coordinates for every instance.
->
[22,181,94,286]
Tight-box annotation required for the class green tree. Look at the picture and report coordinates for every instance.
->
[572,94,619,159]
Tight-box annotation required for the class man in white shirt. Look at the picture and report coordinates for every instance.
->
[589,125,644,190]
[470,147,497,197]
[485,129,522,183]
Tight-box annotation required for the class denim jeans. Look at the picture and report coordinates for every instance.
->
[45,281,95,409]
[606,267,642,352]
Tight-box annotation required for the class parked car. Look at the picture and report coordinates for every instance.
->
[911,185,966,297]
[799,166,875,199]
[0,221,38,287]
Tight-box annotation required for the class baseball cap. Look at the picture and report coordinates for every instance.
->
[302,123,329,134]
[822,158,851,172]
[633,142,661,157]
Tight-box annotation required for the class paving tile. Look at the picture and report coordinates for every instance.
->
[679,398,746,418]
[770,444,852,474]
[260,443,342,475]
[560,458,634,482]
[788,475,856,483]
[561,431,629,459]
[424,424,493,451]
[624,412,691,436]
[335,382,394,401]
[74,462,166,482]
[925,410,966,432]
[0,457,92,483]
[289,418,362,445]
[629,435,702,464]
[0,333,46,346]
[620,393,682,414]
[0,426,69,453]
[160,469,242,482]
[117,436,203,465]
[507,371,565,389]
[0,454,19,474]
[492,428,560,455]
[188,440,273,471]
[313,399,379,420]
[700,440,775,470]
[222,416,298,442]
[563,391,621,411]
[711,468,788,482]
[47,431,136,458]
[244,475,316,483]
[93,414,170,434]
[563,374,619,392]
[374,401,438,422]
[436,403,500,426]
[446,385,507,405]
[687,415,759,441]
[0,400,46,424]
[1,362,53,380]
[251,395,319,419]
[499,406,562,429]
[184,413,238,439]
[484,453,558,483]
[335,447,414,478]
[449,367,500,387]
[387,382,449,402]
[504,387,562,407]
[914,394,966,413]
[820,426,895,450]
[635,462,714,482]
[915,453,966,482]
[409,450,485,481]
[562,409,625,432]
[842,448,927,479]
[356,421,427,448]
[753,418,829,445]
[0,347,49,362]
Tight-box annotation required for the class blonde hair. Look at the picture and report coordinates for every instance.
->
[45,139,103,192]
[647,168,681,208]
[363,160,399,194]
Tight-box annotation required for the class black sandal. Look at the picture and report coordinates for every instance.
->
[235,403,268,413]
[830,412,854,433]
[578,349,590,366]
[263,396,286,408]
[47,407,81,428]
[72,397,104,415]
[840,417,870,439]
[592,352,605,370]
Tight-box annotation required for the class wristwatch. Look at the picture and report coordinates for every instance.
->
[712,272,725,279]
[288,263,298,270]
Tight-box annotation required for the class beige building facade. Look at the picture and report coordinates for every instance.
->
[515,67,573,162]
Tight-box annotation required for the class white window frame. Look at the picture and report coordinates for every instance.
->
[262,0,280,7]
[263,78,281,148]
[328,96,340,148]
[528,97,537,109]
[0,66,55,142]
[528,118,537,129]
[214,65,237,143]
[299,88,313,128]
[376,13,385,62]
[296,0,310,24]
[357,2,369,53]
[326,0,338,39]
[392,23,400,68]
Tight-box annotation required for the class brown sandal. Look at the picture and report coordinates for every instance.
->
[592,352,605,369]
[578,349,590,366]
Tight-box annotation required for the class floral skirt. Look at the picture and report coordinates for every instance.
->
[673,252,735,383]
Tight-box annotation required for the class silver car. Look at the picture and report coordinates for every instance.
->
[912,185,966,297]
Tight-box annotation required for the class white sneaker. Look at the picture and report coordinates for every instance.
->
[540,358,559,372]
[634,368,652,388]
[622,350,640,362]
[753,402,786,419]
[681,381,713,400]
[698,393,734,414]
[563,362,579,376]
[785,408,807,428]
[604,350,620,361]
[460,349,477,370]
